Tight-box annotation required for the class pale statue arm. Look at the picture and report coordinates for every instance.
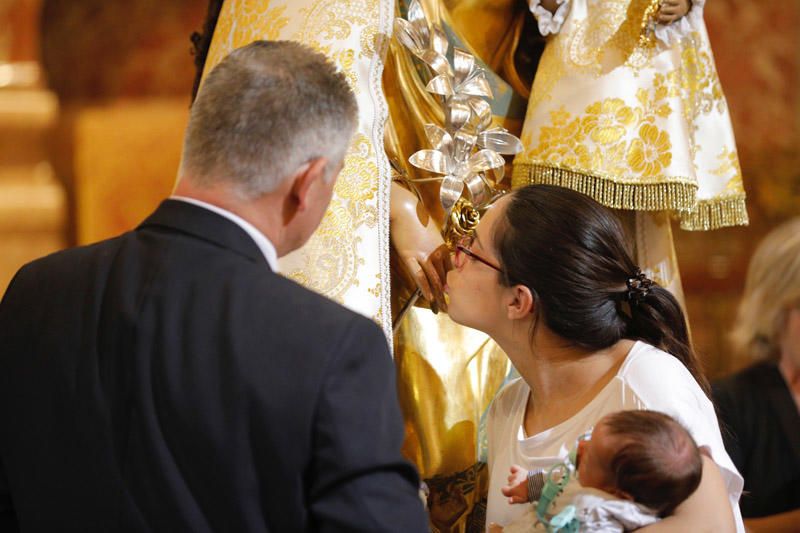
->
[638,455,736,532]
[390,181,452,312]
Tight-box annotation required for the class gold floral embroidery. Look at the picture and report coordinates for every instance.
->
[285,133,379,303]
[710,148,746,194]
[203,0,392,329]
[674,33,725,120]
[627,123,672,177]
[566,1,628,69]
[295,0,371,43]
[204,0,290,76]
[582,98,636,145]
[523,79,673,184]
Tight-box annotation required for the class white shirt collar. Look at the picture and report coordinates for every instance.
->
[170,195,279,272]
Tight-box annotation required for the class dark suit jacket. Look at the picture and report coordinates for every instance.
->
[0,199,427,532]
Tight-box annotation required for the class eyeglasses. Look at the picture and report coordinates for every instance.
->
[454,234,503,273]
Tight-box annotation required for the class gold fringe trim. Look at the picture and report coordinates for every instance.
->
[512,162,750,231]
[512,162,698,212]
[677,194,749,231]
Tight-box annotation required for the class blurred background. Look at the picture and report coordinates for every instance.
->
[0,0,798,379]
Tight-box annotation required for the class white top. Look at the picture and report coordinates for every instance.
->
[486,341,744,531]
[170,196,279,272]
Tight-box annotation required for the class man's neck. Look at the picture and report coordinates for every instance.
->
[173,177,285,254]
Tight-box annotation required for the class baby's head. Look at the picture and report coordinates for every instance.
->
[576,410,702,516]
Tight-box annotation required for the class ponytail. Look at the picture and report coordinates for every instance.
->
[627,286,710,397]
[497,186,710,398]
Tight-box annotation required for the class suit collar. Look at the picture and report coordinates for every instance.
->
[139,199,271,269]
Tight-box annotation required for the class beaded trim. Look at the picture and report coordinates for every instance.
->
[512,162,748,231]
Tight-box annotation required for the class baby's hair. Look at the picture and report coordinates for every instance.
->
[602,410,702,516]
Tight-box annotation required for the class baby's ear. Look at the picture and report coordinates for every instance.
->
[698,445,712,458]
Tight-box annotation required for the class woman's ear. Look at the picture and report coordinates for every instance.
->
[506,284,534,320]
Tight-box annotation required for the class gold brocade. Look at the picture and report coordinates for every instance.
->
[203,0,394,334]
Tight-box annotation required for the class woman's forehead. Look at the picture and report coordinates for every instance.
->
[475,195,510,244]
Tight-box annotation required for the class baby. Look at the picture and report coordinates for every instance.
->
[493,410,703,532]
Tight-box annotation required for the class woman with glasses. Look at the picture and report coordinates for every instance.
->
[445,185,744,531]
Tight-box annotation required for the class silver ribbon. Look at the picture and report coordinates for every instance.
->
[395,0,524,216]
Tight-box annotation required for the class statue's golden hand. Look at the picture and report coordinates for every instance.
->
[391,182,453,312]
[658,0,691,24]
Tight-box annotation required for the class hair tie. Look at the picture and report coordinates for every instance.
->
[626,268,653,305]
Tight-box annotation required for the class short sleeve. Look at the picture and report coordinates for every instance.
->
[620,346,744,528]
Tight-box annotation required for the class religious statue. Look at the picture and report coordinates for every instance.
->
[190,1,746,531]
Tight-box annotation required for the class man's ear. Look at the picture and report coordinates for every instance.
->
[506,285,534,320]
[282,157,328,225]
[289,157,328,212]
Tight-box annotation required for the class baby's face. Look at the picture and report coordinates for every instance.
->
[576,421,617,492]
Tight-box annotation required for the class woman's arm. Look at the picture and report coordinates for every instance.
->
[638,455,736,532]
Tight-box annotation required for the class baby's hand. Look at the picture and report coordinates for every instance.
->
[500,464,529,504]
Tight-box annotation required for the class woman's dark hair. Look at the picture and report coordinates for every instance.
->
[190,0,225,103]
[494,185,710,396]
[603,410,703,516]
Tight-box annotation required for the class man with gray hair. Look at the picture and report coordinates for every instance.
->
[0,41,428,532]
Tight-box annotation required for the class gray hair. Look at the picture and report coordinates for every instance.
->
[181,40,358,198]
[730,217,800,361]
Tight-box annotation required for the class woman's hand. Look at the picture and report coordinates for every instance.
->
[391,182,452,312]
[658,0,691,24]
[638,455,736,532]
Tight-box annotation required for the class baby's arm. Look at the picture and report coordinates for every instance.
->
[501,465,546,504]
